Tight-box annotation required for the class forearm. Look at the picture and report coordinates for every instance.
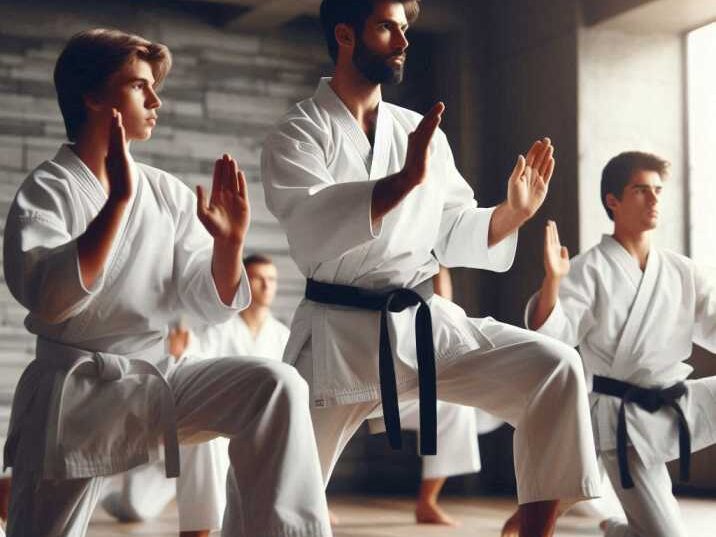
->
[211,239,244,305]
[529,276,561,330]
[371,171,414,226]
[487,201,530,247]
[77,197,128,288]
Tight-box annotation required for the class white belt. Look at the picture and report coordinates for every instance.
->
[4,338,180,478]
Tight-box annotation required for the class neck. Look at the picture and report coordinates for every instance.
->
[240,305,270,336]
[612,226,651,269]
[329,65,382,137]
[73,121,111,191]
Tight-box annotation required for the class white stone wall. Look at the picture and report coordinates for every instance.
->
[578,27,686,253]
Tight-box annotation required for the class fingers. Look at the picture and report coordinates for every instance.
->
[511,154,526,181]
[543,155,555,186]
[108,109,126,154]
[196,185,208,217]
[532,137,551,173]
[552,219,561,246]
[524,140,542,168]
[411,101,444,152]
[237,167,248,200]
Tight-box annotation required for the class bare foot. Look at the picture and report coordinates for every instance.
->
[329,508,340,526]
[415,501,460,526]
[501,508,520,537]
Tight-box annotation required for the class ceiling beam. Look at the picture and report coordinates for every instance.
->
[226,0,321,31]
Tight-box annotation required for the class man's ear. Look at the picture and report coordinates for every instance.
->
[605,193,619,212]
[335,23,355,51]
[83,92,104,113]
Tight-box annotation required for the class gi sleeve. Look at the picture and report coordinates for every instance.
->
[171,181,250,324]
[261,133,381,267]
[3,174,103,324]
[432,132,517,271]
[523,258,596,345]
[692,263,716,352]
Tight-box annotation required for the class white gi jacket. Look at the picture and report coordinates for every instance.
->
[262,78,517,407]
[526,234,716,467]
[189,314,289,361]
[3,145,249,479]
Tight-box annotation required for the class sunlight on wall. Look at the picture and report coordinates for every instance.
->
[688,21,716,265]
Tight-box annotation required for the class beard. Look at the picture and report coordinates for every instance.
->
[353,37,405,85]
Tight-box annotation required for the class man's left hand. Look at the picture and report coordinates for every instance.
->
[197,154,251,244]
[506,138,555,220]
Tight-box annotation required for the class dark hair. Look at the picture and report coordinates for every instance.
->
[244,253,274,269]
[54,28,172,142]
[601,151,670,221]
[320,0,421,63]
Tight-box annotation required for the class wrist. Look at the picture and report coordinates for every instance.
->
[542,274,562,290]
[213,238,244,257]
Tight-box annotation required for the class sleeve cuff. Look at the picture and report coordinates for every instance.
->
[208,262,252,313]
[474,207,518,272]
[524,292,567,336]
[74,241,106,296]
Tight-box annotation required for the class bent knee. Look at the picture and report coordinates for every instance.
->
[530,337,585,382]
[258,360,309,402]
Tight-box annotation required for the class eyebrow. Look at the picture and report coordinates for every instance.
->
[128,77,156,87]
[377,19,409,28]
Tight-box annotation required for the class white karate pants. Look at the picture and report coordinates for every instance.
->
[102,437,230,531]
[599,449,687,537]
[297,321,601,504]
[369,401,481,479]
[6,358,331,537]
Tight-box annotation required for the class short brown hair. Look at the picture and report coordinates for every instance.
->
[54,28,172,142]
[244,253,274,269]
[320,0,421,63]
[601,151,670,221]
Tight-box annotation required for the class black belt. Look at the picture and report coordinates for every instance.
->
[592,375,690,489]
[305,278,437,455]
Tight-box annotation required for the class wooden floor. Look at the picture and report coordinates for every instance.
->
[86,495,716,536]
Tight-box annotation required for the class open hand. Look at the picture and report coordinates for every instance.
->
[106,109,133,203]
[196,154,250,244]
[401,102,445,189]
[544,220,570,279]
[507,138,554,219]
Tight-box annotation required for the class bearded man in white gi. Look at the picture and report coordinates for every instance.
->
[261,1,602,536]
[2,28,330,537]
[524,151,716,537]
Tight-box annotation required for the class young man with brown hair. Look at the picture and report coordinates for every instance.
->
[524,151,716,536]
[261,1,603,536]
[3,28,330,537]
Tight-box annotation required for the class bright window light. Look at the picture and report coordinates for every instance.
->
[688,21,716,265]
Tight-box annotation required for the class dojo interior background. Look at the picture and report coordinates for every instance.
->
[0,0,715,498]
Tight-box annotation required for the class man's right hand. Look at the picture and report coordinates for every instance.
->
[400,101,445,190]
[544,220,570,281]
[371,102,445,225]
[105,109,133,204]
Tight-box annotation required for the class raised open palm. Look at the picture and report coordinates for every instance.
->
[196,154,250,243]
[507,138,555,218]
[544,219,570,279]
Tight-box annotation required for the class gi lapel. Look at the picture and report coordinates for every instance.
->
[609,241,660,374]
[314,78,372,174]
[369,102,393,181]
